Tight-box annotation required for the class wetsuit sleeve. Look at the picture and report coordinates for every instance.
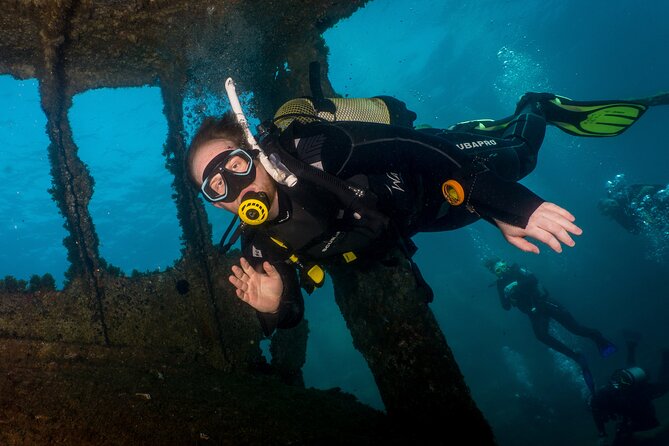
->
[467,171,545,228]
[241,234,304,337]
[255,261,304,337]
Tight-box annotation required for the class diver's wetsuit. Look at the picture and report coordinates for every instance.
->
[245,108,548,335]
[495,263,612,363]
[590,348,669,442]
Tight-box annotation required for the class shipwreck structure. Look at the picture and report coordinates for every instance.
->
[0,1,495,444]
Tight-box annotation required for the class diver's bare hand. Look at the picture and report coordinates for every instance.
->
[229,257,283,313]
[495,202,583,254]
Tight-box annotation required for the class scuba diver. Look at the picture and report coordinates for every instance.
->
[598,174,669,262]
[598,174,669,263]
[483,257,617,393]
[186,73,669,336]
[590,335,669,445]
[598,174,668,234]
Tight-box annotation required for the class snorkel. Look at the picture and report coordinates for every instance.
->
[224,78,297,225]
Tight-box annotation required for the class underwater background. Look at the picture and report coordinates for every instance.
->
[1,1,668,444]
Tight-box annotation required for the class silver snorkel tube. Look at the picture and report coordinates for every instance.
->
[224,78,298,188]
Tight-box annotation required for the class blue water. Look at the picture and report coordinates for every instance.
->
[1,1,668,444]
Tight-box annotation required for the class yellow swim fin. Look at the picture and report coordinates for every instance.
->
[448,92,669,138]
[542,95,650,137]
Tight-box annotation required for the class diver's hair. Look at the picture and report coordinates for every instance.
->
[186,111,248,185]
[483,256,501,272]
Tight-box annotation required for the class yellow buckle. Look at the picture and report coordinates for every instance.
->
[307,265,325,286]
[342,251,357,263]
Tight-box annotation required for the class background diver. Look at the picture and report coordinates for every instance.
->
[186,85,669,336]
[483,257,617,394]
[590,333,669,445]
[598,173,669,234]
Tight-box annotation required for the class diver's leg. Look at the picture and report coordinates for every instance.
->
[497,96,549,178]
[531,313,596,394]
[422,115,546,182]
[513,93,557,116]
[435,95,548,181]
[530,313,581,362]
[546,300,617,358]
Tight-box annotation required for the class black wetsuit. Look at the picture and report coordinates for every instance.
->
[590,348,669,444]
[245,108,548,335]
[495,263,610,363]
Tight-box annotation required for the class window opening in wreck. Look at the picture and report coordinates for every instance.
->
[183,87,260,248]
[71,86,181,276]
[0,75,69,290]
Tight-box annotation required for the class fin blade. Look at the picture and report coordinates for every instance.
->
[637,92,669,107]
[545,99,648,137]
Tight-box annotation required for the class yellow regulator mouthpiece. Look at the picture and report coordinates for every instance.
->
[442,179,465,206]
[238,191,269,225]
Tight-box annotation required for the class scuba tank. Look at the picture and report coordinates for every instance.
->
[272,61,417,131]
[610,366,648,389]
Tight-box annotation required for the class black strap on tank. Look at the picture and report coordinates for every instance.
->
[309,61,336,114]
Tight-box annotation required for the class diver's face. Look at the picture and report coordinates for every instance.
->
[494,261,509,277]
[192,139,277,215]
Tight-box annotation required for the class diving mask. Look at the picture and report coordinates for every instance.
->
[201,148,255,203]
[494,261,509,277]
